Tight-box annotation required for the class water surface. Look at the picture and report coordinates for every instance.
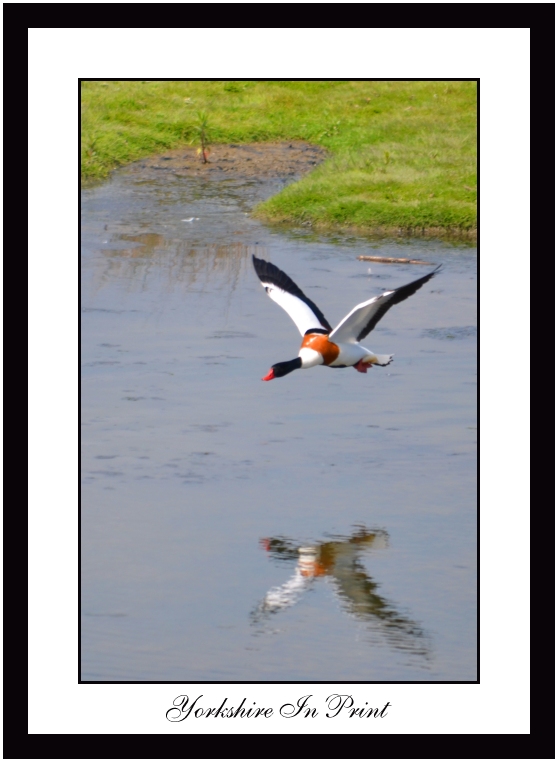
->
[81,164,477,681]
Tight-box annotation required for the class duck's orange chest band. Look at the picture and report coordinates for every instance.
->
[301,333,340,365]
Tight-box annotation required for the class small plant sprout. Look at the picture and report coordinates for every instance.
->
[193,111,210,164]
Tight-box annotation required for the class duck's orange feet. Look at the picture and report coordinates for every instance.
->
[354,360,373,373]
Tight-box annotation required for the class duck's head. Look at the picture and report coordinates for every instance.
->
[262,357,302,381]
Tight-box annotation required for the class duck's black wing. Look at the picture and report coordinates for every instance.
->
[329,266,441,343]
[253,256,332,335]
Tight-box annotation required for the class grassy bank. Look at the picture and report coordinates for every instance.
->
[81,80,477,237]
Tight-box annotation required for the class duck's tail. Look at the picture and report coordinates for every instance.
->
[374,354,394,366]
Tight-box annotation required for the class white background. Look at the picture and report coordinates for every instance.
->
[28,28,529,735]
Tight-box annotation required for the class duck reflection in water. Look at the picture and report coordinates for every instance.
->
[251,526,430,659]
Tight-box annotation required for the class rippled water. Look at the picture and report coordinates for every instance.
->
[81,164,477,681]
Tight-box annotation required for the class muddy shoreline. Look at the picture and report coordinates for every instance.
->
[130,141,328,179]
[101,141,476,242]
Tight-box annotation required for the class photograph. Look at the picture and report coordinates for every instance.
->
[80,79,478,684]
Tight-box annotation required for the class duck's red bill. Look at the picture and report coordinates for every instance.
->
[262,369,275,381]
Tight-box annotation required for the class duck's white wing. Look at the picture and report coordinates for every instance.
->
[329,266,441,343]
[252,256,332,336]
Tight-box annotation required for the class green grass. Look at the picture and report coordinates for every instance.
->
[81,80,477,237]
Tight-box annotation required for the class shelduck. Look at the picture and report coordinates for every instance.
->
[252,255,440,381]
[251,531,428,656]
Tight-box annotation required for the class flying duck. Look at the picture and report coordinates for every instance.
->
[252,255,440,380]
